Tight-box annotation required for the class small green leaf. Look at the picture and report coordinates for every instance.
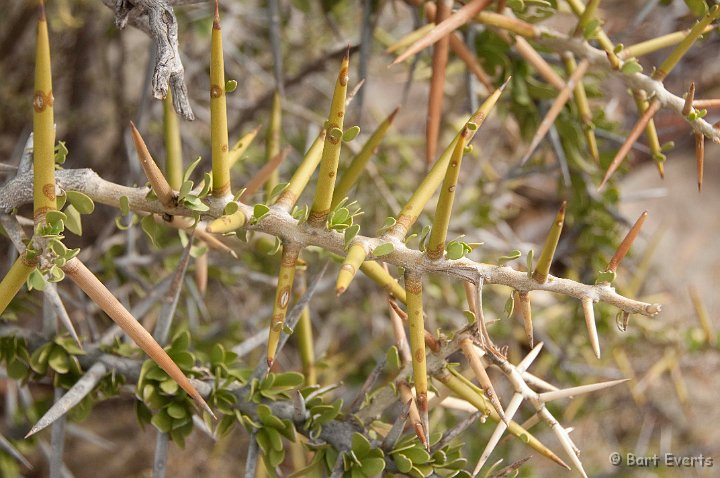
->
[269,182,289,202]
[225,79,238,93]
[372,243,394,257]
[178,181,193,200]
[119,196,131,216]
[160,379,179,395]
[183,156,203,183]
[48,347,70,374]
[141,215,162,247]
[64,204,82,236]
[291,204,309,222]
[498,249,522,265]
[48,265,64,283]
[684,0,708,17]
[269,237,282,256]
[66,191,95,214]
[463,310,476,325]
[660,141,675,152]
[344,224,360,248]
[359,457,385,476]
[45,210,67,227]
[446,241,465,260]
[151,411,173,433]
[198,173,213,198]
[402,446,430,464]
[526,249,534,278]
[504,294,515,318]
[342,125,361,142]
[386,346,401,371]
[224,202,239,215]
[393,453,413,473]
[351,433,371,458]
[620,59,643,74]
[329,127,343,140]
[253,204,270,222]
[166,403,188,419]
[582,18,601,39]
[596,270,617,283]
[27,269,46,291]
[54,141,68,165]
[182,196,210,212]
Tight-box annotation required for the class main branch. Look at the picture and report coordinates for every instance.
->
[0,168,661,318]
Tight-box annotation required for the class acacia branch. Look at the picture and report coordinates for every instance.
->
[510,28,720,144]
[0,168,661,319]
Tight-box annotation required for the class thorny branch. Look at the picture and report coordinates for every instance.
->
[0,168,661,318]
[495,23,720,144]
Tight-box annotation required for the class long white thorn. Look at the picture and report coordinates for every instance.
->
[517,341,544,372]
[472,393,524,476]
[582,297,601,359]
[539,407,588,478]
[539,379,629,403]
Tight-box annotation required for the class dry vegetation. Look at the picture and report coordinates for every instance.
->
[1,0,719,477]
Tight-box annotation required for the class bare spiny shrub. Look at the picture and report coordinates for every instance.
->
[2,0,718,476]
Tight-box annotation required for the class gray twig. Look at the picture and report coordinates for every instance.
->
[244,431,260,478]
[349,353,387,413]
[152,432,170,478]
[49,388,67,478]
[0,431,33,469]
[100,0,195,119]
[381,399,411,451]
[431,410,483,453]
[153,240,192,345]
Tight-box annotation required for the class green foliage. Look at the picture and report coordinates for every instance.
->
[135,331,199,447]
[29,336,84,388]
[338,432,385,477]
[54,141,68,166]
[0,336,32,380]
[372,242,395,257]
[328,198,363,232]
[389,432,469,477]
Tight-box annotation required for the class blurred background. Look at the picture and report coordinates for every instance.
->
[1,0,719,476]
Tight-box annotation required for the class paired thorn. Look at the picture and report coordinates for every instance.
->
[129,122,175,209]
[599,99,660,190]
[515,291,533,348]
[606,210,648,273]
[519,59,589,166]
[682,82,695,116]
[532,201,566,284]
[460,338,506,424]
[391,0,493,65]
[516,341,544,373]
[582,297,601,359]
[695,132,704,192]
[538,379,629,402]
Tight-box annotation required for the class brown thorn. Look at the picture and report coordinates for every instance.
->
[682,82,695,116]
[606,210,648,273]
[213,0,220,29]
[389,298,408,320]
[239,146,290,201]
[599,99,660,190]
[695,132,704,192]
